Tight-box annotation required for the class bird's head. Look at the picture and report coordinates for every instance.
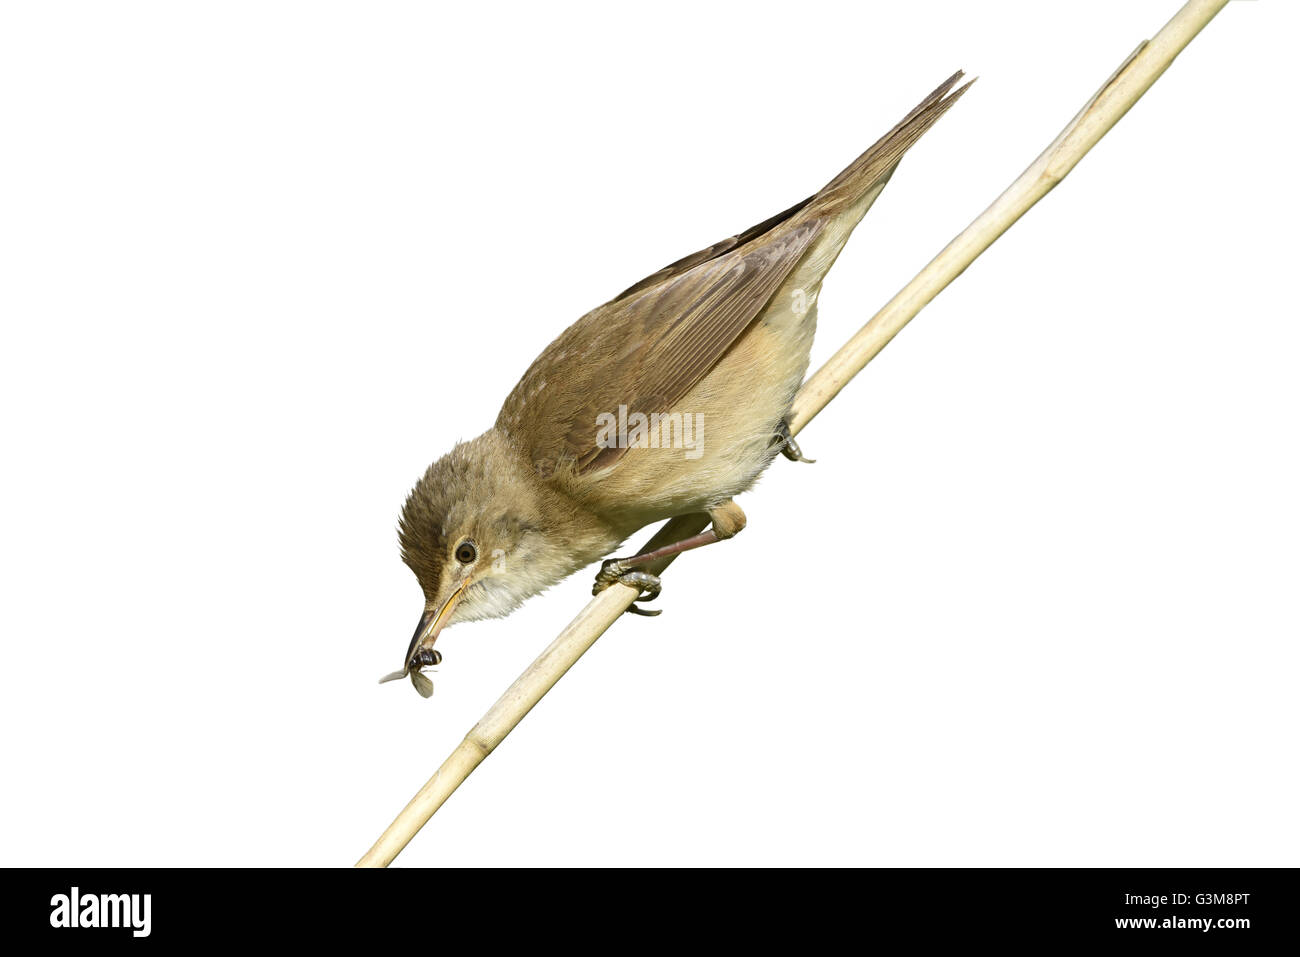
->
[380,429,592,696]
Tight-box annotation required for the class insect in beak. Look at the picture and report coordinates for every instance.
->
[378,584,465,697]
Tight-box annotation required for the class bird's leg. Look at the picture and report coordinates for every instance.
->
[772,417,815,463]
[593,500,747,615]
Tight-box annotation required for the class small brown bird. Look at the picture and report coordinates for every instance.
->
[382,71,970,696]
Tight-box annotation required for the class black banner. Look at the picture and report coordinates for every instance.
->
[9,867,1294,946]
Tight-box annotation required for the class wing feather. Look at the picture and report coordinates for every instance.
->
[497,219,820,476]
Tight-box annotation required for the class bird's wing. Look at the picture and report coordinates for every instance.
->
[499,217,821,477]
[608,195,815,304]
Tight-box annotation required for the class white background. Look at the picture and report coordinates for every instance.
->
[2,1,1296,867]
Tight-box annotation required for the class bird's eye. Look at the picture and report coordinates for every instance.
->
[455,541,478,564]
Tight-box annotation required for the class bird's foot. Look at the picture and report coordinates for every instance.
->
[593,560,663,616]
[773,418,815,463]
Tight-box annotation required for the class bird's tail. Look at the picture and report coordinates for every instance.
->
[808,69,972,218]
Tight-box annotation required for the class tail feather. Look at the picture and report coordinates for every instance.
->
[612,71,971,304]
[811,69,972,215]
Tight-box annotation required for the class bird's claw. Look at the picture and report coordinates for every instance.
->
[593,561,662,616]
[772,419,815,463]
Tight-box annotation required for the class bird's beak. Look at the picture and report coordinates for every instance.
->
[378,583,466,697]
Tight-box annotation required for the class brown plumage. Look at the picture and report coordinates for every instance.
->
[384,71,971,696]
